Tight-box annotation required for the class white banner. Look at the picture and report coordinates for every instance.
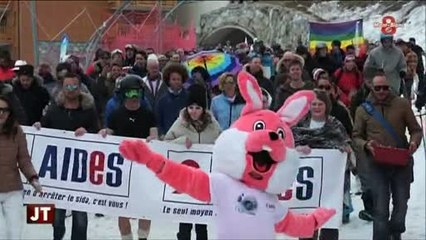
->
[22,127,346,228]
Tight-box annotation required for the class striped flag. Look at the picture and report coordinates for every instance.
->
[309,19,364,54]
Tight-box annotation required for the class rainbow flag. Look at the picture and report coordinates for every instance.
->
[309,19,364,54]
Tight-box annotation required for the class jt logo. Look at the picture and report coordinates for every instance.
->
[26,204,55,224]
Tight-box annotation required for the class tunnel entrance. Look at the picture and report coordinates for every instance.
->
[200,26,255,48]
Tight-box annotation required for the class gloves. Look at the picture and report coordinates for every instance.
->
[399,71,406,79]
[31,179,43,193]
[119,139,165,173]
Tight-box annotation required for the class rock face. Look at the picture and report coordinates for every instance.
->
[198,2,320,48]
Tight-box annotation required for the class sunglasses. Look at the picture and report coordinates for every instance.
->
[0,107,10,114]
[318,85,331,90]
[124,89,141,98]
[64,84,79,91]
[373,85,390,92]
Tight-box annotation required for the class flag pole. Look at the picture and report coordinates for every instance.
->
[355,19,361,57]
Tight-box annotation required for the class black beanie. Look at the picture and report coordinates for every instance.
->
[187,84,207,109]
[18,65,34,76]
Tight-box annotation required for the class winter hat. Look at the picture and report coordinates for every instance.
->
[296,45,309,55]
[331,40,341,47]
[147,54,159,65]
[312,68,327,81]
[111,49,123,55]
[186,84,207,109]
[316,42,327,49]
[17,64,34,76]
[12,60,28,71]
[395,38,407,46]
[380,33,393,42]
[344,55,356,62]
[293,54,305,68]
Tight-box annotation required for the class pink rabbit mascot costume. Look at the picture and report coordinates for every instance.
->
[119,71,336,239]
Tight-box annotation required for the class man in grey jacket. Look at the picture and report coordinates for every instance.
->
[364,34,407,95]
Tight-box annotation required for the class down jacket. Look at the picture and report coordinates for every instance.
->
[164,108,221,144]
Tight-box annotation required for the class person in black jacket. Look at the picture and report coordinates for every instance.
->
[124,44,136,67]
[244,56,274,95]
[409,38,425,86]
[190,66,212,108]
[34,72,99,240]
[330,40,346,67]
[0,81,28,125]
[128,51,148,78]
[12,64,50,125]
[296,45,318,79]
[99,75,156,240]
[314,43,339,75]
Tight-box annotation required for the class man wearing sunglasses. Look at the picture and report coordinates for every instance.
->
[353,72,422,240]
[33,72,99,240]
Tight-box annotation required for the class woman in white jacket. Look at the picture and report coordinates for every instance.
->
[164,84,221,240]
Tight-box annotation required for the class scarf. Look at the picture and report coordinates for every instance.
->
[292,115,350,151]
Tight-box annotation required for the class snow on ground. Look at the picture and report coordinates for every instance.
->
[1,3,425,239]
[1,114,425,239]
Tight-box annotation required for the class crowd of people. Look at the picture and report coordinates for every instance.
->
[0,32,424,240]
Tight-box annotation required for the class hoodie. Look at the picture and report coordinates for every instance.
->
[363,45,407,95]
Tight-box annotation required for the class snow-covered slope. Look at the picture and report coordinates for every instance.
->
[307,1,426,50]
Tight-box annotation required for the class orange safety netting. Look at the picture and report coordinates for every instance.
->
[100,10,196,53]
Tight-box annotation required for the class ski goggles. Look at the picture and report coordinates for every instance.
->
[64,84,79,91]
[124,89,142,99]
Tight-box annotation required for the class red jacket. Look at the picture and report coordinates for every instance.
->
[0,67,15,82]
[334,68,362,106]
[85,63,95,76]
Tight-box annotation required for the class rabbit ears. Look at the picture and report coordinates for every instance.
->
[237,71,314,126]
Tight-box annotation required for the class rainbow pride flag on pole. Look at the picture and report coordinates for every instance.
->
[309,19,364,54]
